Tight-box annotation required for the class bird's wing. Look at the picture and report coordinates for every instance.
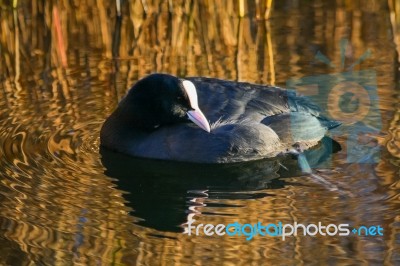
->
[188,77,323,123]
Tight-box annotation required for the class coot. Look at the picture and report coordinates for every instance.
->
[100,73,340,163]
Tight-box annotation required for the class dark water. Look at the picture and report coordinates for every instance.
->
[1,0,399,265]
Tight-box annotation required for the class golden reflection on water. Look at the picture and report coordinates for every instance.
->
[0,0,399,265]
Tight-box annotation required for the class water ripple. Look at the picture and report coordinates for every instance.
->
[0,1,400,265]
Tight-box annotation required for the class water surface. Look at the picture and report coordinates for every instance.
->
[0,0,399,265]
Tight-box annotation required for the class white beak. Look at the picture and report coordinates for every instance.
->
[182,80,211,133]
[187,109,211,132]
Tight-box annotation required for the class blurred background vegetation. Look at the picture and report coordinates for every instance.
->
[0,0,398,82]
[1,0,399,156]
[0,0,399,265]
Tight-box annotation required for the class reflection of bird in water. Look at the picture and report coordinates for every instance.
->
[101,136,341,232]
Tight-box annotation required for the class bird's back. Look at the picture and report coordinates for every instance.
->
[188,77,322,122]
[101,76,340,163]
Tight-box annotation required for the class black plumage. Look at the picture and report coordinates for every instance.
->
[100,73,340,163]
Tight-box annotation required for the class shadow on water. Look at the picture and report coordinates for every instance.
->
[100,137,341,232]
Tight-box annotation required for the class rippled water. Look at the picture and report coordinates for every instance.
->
[1,0,400,265]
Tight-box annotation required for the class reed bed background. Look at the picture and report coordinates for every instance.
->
[0,0,399,265]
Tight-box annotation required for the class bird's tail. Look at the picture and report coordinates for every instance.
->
[318,116,342,130]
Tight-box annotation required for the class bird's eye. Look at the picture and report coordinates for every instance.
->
[177,96,183,101]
